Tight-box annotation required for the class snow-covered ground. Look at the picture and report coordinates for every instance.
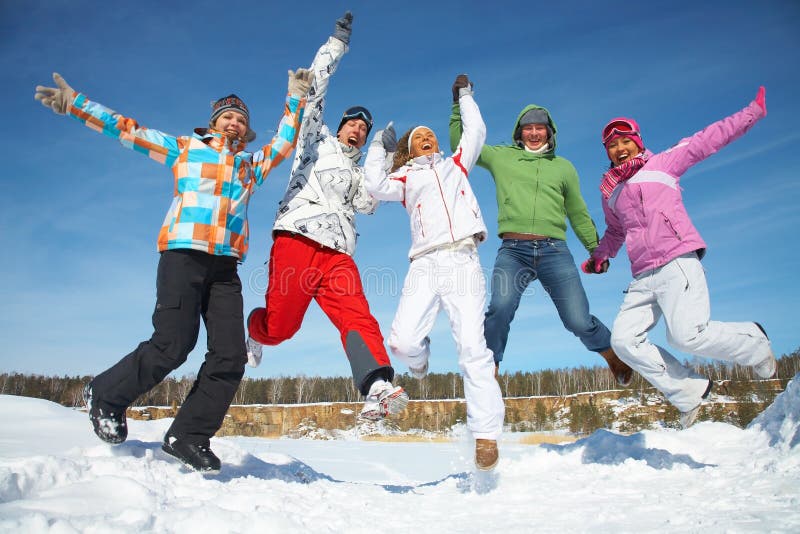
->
[1,375,799,533]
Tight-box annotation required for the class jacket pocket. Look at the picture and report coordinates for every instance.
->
[659,211,682,241]
[166,197,183,235]
[460,189,479,218]
[155,296,181,313]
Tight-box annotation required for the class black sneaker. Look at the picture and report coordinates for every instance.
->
[162,434,221,472]
[83,384,127,444]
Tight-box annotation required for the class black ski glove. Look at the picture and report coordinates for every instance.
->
[452,74,472,102]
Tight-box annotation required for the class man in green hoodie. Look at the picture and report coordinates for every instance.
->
[449,77,632,386]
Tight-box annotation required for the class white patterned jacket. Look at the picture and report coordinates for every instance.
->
[272,36,378,255]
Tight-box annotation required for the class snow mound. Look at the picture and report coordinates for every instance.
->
[748,372,800,450]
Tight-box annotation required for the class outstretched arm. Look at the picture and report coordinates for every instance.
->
[591,198,626,266]
[449,75,486,174]
[657,87,767,179]
[352,123,393,214]
[563,162,601,254]
[252,69,312,185]
[364,123,405,202]
[449,76,490,170]
[298,13,351,143]
[35,72,181,165]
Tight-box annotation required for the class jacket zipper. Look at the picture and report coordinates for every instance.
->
[639,187,651,255]
[416,204,425,237]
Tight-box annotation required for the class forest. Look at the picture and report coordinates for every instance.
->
[3,349,797,410]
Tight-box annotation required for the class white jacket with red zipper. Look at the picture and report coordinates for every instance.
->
[364,93,488,260]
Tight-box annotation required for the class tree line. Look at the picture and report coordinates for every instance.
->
[2,349,798,409]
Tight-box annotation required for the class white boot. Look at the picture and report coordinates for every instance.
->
[752,323,776,379]
[359,379,409,420]
[246,336,263,368]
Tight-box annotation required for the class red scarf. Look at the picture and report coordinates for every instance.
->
[600,153,649,199]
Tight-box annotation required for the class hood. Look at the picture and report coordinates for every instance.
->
[512,104,557,152]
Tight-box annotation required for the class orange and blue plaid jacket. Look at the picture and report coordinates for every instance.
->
[67,92,305,260]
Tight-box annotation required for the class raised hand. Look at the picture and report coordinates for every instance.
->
[288,68,314,97]
[452,74,472,102]
[34,72,75,115]
[755,86,766,115]
[333,11,353,45]
[381,121,397,152]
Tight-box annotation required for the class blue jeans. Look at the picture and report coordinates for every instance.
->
[484,238,611,364]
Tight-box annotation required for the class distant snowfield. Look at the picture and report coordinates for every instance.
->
[1,375,799,533]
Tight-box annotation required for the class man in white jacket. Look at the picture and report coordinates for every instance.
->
[246,12,407,420]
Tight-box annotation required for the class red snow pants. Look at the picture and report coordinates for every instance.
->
[247,232,392,390]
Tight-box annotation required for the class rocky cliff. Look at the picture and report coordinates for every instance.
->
[127,384,778,438]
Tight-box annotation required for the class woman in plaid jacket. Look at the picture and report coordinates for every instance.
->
[34,68,311,472]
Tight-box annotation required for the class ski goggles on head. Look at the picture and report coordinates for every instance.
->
[601,118,640,145]
[340,106,373,132]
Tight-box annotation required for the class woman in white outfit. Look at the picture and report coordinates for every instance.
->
[363,74,504,470]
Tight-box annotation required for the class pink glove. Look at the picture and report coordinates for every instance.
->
[581,258,609,274]
[755,86,766,115]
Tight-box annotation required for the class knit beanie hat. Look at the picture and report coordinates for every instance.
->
[337,106,373,135]
[514,108,553,143]
[210,94,256,143]
[601,117,643,152]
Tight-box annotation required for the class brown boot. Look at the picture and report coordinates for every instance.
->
[600,348,633,387]
[475,439,499,471]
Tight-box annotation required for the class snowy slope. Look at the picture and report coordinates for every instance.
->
[1,375,799,533]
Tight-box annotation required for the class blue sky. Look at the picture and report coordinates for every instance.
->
[2,0,799,382]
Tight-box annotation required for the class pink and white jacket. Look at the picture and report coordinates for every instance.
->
[364,93,488,260]
[592,98,765,277]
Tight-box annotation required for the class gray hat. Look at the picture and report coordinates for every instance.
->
[514,108,553,142]
[514,108,556,150]
[518,108,550,128]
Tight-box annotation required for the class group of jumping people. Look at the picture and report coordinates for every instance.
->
[34,12,775,473]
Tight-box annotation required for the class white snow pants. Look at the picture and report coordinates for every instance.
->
[611,253,773,412]
[388,245,505,440]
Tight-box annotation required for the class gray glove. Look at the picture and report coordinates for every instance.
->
[34,72,75,115]
[287,68,314,97]
[452,74,473,102]
[381,121,397,152]
[333,11,353,44]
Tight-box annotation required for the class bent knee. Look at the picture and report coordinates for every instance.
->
[610,329,638,358]
[666,323,706,352]
[388,334,427,359]
[389,339,417,358]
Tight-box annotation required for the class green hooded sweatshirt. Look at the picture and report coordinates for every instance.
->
[449,103,598,252]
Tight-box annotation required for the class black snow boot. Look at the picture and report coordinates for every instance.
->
[162,434,221,472]
[83,384,128,444]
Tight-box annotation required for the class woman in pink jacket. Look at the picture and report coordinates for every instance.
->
[586,87,776,428]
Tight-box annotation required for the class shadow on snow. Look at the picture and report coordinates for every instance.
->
[110,439,489,493]
[541,429,713,469]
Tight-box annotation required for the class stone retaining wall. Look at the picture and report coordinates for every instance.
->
[128,390,643,437]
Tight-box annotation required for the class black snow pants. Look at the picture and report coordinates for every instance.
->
[89,249,247,445]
